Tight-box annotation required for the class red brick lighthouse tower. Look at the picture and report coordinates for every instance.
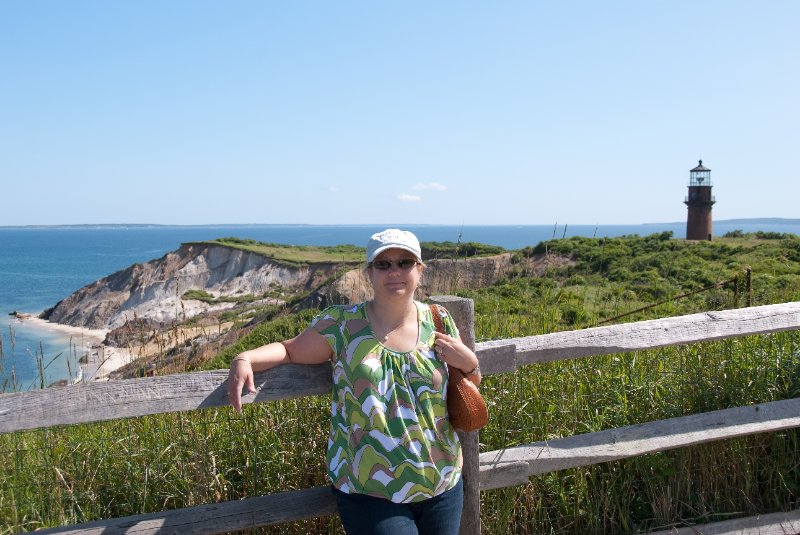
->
[684,160,715,240]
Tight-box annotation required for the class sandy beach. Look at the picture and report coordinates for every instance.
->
[22,317,134,382]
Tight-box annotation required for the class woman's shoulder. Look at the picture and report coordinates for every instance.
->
[311,303,368,343]
[421,301,459,337]
[322,302,365,313]
[313,302,366,323]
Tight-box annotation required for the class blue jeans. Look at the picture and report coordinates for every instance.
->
[333,478,464,535]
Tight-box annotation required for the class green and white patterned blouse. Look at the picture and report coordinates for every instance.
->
[311,300,463,503]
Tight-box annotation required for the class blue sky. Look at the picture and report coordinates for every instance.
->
[1,1,797,226]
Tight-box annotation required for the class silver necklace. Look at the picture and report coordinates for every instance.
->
[370,303,415,341]
[380,323,403,341]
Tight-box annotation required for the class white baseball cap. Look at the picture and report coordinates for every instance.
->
[366,229,422,263]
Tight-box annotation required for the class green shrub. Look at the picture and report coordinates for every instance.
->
[420,241,505,259]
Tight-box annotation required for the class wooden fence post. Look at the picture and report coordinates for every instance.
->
[430,295,480,535]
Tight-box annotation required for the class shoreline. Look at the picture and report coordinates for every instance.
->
[20,316,134,382]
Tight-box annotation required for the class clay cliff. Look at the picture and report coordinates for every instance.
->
[37,243,567,378]
[41,243,564,333]
[40,243,351,330]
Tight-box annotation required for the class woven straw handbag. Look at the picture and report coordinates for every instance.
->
[430,304,488,432]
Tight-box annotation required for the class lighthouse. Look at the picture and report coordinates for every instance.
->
[684,160,715,240]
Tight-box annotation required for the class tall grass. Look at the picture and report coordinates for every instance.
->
[475,331,800,534]
[0,397,338,533]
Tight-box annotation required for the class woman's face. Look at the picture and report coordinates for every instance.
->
[368,248,424,299]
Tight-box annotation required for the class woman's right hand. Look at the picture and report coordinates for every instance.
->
[225,330,332,413]
[227,356,257,413]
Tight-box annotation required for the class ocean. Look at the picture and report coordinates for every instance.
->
[2,221,798,391]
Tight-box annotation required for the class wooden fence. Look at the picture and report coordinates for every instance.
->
[2,298,800,534]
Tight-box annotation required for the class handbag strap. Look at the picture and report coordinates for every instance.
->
[431,303,460,378]
[430,303,446,335]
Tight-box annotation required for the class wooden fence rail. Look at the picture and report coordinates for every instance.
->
[4,302,798,435]
[479,397,800,491]
[3,300,800,535]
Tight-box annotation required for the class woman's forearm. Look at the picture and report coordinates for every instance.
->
[233,342,291,372]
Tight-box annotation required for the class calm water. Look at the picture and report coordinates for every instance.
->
[2,221,798,391]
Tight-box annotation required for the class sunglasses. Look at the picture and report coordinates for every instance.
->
[370,259,419,270]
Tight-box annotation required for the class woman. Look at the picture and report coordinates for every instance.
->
[227,229,481,535]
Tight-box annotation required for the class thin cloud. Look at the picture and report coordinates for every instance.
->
[413,182,447,191]
[397,193,422,202]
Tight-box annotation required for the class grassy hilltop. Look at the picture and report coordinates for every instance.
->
[188,236,505,266]
[3,231,800,534]
[468,230,800,337]
[187,237,366,265]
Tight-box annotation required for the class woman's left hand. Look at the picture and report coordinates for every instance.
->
[434,332,481,384]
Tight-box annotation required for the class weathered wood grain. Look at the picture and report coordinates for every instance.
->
[31,485,336,534]
[645,507,800,534]
[476,302,800,366]
[475,343,517,375]
[0,363,332,434]
[479,397,800,491]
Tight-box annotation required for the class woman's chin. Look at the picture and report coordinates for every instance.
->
[378,285,411,298]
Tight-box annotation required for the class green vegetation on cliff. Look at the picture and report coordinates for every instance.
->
[188,237,505,266]
[420,240,505,259]
[403,231,800,341]
[186,237,365,266]
[181,288,264,304]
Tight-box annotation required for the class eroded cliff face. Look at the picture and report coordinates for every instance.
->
[41,244,349,330]
[310,252,569,308]
[41,244,568,332]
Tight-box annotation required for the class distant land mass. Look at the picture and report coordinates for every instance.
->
[643,218,800,226]
[3,218,800,229]
[0,223,309,229]
[711,218,800,225]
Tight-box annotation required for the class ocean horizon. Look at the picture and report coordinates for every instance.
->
[2,219,799,391]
